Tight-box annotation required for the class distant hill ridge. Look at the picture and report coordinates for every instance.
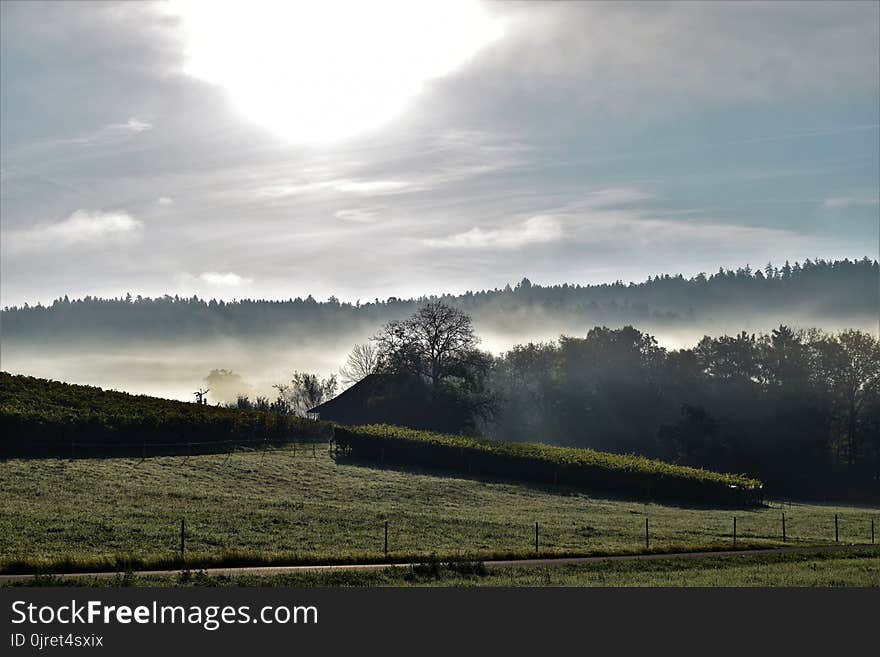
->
[1,257,876,341]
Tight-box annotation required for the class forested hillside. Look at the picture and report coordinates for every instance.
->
[2,258,876,342]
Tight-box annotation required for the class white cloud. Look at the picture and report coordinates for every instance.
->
[257,178,414,199]
[7,210,143,253]
[255,182,326,198]
[111,118,152,133]
[578,187,653,209]
[68,118,154,145]
[333,179,411,194]
[420,188,653,252]
[198,271,252,287]
[581,213,800,247]
[335,208,377,222]
[423,215,563,250]
[157,196,174,206]
[823,197,879,209]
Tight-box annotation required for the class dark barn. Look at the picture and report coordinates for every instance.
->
[308,372,472,433]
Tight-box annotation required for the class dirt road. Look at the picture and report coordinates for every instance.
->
[1,544,875,583]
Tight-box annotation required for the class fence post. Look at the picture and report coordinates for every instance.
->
[872,518,875,544]
[384,520,388,556]
[782,512,786,543]
[180,518,185,560]
[835,514,839,543]
[535,521,539,553]
[733,516,737,546]
[645,517,649,550]
[313,444,316,458]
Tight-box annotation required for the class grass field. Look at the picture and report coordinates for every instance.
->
[5,550,879,587]
[1,445,877,575]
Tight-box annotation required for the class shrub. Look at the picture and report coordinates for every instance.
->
[334,424,763,505]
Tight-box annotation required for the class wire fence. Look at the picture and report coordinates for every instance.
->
[3,440,878,567]
[13,510,876,570]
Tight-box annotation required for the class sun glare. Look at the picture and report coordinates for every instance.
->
[168,0,504,144]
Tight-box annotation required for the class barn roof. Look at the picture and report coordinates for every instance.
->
[307,373,388,416]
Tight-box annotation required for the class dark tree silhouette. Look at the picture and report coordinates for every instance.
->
[489,325,880,499]
[339,343,380,387]
[370,302,494,432]
[813,330,880,467]
[373,301,490,391]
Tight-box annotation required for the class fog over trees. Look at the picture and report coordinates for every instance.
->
[218,306,879,499]
[487,324,879,499]
[2,258,876,344]
[1,257,878,499]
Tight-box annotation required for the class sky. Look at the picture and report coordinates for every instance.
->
[1,0,878,308]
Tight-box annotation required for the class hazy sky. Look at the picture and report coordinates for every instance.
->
[2,0,878,307]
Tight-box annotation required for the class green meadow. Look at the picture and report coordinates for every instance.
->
[2,445,876,575]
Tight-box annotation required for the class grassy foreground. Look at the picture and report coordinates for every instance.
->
[5,550,879,587]
[1,445,877,575]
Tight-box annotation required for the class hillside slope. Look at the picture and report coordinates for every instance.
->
[0,372,327,456]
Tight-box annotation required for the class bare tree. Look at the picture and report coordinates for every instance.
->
[339,342,381,387]
[273,371,338,415]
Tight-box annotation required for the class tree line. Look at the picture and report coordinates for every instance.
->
[488,324,879,500]
[2,257,876,342]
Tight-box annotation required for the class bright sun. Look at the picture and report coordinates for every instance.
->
[168,0,504,144]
